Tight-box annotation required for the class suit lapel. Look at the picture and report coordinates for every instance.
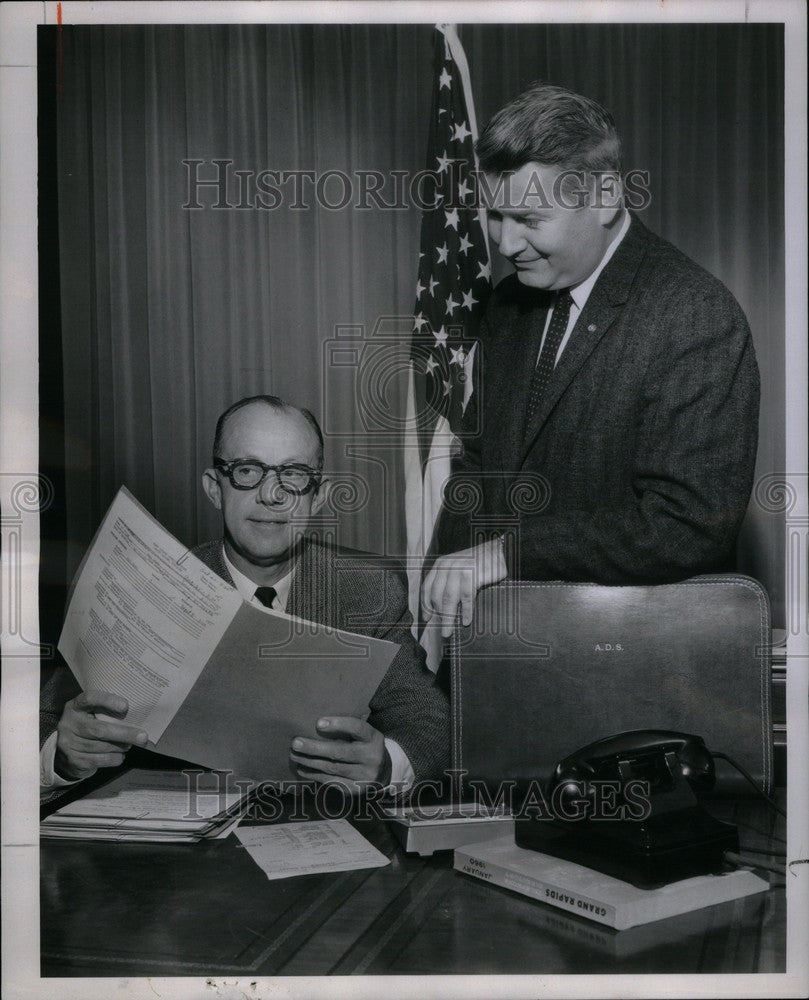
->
[520,286,621,458]
[287,538,333,625]
[206,543,235,587]
[519,216,650,465]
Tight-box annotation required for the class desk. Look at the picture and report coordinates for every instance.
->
[41,794,785,977]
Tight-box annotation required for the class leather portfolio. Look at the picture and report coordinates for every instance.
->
[450,575,773,796]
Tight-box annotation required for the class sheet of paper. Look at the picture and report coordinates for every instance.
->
[234,820,390,880]
[58,487,243,739]
[153,600,398,781]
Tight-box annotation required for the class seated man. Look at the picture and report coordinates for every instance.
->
[40,394,450,797]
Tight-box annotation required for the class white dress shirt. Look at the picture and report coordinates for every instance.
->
[537,210,631,365]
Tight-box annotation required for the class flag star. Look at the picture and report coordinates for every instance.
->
[434,326,448,346]
[458,232,473,254]
[444,207,460,231]
[461,289,477,311]
[477,260,491,281]
[436,152,452,174]
[415,279,425,297]
[425,354,439,374]
[436,243,449,264]
[439,67,452,89]
[457,178,472,201]
[450,346,466,365]
[413,312,429,331]
[428,276,439,295]
[451,120,472,144]
[442,378,452,396]
[445,295,459,316]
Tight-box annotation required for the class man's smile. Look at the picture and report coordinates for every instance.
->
[512,254,548,265]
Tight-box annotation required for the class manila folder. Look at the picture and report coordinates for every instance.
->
[152,601,397,782]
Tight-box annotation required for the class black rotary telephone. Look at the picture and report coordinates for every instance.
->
[515,730,740,888]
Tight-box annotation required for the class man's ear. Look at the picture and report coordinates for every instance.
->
[202,468,223,511]
[595,173,624,227]
[310,477,329,516]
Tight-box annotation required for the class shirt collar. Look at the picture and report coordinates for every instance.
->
[221,545,297,612]
[568,210,631,312]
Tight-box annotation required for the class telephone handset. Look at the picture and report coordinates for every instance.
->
[516,729,739,888]
[549,729,716,801]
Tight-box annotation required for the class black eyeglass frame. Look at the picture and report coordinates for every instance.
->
[213,457,322,495]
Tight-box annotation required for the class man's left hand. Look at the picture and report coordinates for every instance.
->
[290,717,389,793]
[421,538,508,637]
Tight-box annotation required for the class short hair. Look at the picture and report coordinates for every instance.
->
[212,395,324,468]
[476,83,622,175]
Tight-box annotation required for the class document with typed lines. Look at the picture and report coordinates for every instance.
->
[235,820,390,880]
[58,486,242,739]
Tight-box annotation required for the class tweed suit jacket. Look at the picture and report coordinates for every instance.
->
[434,215,760,583]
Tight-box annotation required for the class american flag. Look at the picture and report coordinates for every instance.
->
[410,25,491,448]
[404,24,491,659]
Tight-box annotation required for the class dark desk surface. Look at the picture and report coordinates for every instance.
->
[41,794,785,978]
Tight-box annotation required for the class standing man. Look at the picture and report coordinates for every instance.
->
[423,83,759,634]
[42,395,450,796]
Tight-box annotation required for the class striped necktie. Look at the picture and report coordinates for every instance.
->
[524,289,572,434]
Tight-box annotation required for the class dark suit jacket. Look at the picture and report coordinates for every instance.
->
[435,215,760,583]
[40,537,450,789]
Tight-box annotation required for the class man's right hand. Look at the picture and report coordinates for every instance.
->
[54,689,148,782]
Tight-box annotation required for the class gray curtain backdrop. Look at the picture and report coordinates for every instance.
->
[51,23,785,624]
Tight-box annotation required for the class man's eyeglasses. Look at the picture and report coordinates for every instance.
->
[213,458,322,495]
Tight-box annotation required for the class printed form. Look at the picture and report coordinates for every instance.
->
[235,820,390,880]
[58,487,242,739]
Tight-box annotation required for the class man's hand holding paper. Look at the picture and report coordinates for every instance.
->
[290,716,391,792]
[54,689,148,782]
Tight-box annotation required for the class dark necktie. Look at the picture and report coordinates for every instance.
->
[254,586,277,609]
[524,289,572,434]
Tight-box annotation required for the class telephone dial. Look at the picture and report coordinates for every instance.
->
[515,730,740,888]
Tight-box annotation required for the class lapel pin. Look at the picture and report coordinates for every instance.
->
[587,323,597,332]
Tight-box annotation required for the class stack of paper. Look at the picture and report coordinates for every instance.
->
[41,768,254,843]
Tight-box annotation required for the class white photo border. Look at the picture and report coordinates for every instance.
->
[1,2,806,998]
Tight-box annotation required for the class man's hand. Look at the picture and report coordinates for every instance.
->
[54,689,148,782]
[289,717,389,793]
[421,538,508,637]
